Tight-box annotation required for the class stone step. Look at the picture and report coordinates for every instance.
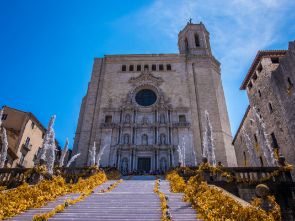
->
[9,177,200,221]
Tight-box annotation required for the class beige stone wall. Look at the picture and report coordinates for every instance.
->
[1,106,45,168]
[14,118,44,168]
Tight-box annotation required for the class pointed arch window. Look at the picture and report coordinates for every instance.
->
[194,33,200,47]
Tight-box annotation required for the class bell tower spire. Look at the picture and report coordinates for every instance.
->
[178,21,212,56]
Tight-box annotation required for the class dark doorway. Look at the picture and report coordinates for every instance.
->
[137,157,151,173]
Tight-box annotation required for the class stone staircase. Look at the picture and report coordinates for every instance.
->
[159,180,201,221]
[8,176,200,221]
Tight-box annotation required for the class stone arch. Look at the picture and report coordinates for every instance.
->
[194,33,200,47]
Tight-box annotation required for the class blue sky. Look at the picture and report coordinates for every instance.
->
[1,0,295,148]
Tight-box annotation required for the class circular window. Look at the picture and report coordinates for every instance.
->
[135,89,157,106]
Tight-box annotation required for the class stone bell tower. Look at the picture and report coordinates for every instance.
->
[178,21,212,56]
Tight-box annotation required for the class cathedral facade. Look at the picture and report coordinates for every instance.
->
[73,22,237,172]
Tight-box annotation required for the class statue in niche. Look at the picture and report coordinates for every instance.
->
[123,134,130,145]
[121,158,128,175]
[142,116,149,124]
[160,114,165,123]
[142,134,148,145]
[108,98,113,107]
[160,157,167,172]
[159,133,166,145]
[125,114,131,123]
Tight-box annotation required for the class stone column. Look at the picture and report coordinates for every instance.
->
[117,150,121,170]
[129,149,132,172]
[168,149,171,168]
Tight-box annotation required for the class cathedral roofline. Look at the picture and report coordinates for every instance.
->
[240,50,287,90]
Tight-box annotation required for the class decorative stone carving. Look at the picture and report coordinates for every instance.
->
[128,69,164,87]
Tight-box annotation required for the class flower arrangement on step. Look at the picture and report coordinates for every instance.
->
[105,168,121,180]
[33,178,122,221]
[154,179,172,221]
[166,168,281,221]
[99,179,123,193]
[0,171,107,220]
[165,170,186,193]
[184,174,281,221]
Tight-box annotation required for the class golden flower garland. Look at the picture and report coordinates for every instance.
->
[99,179,123,193]
[154,179,172,221]
[32,179,123,221]
[0,171,107,220]
[167,170,281,221]
[105,169,121,180]
[165,171,186,193]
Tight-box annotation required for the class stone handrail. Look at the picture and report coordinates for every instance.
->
[0,167,102,188]
[179,166,293,184]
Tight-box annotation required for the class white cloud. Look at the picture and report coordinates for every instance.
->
[115,0,295,133]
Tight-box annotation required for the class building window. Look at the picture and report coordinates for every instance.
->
[252,73,258,81]
[254,134,258,143]
[1,114,7,120]
[159,64,164,71]
[129,65,134,71]
[31,122,35,129]
[144,64,149,70]
[268,103,273,113]
[257,63,263,72]
[135,89,157,107]
[152,64,156,71]
[166,64,171,71]
[19,153,26,166]
[25,137,30,147]
[248,82,253,90]
[194,33,200,47]
[287,77,293,88]
[122,65,126,71]
[243,151,247,166]
[258,90,261,97]
[270,132,279,148]
[105,115,112,123]
[179,115,186,123]
[259,156,264,166]
[271,57,279,64]
[137,65,141,71]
